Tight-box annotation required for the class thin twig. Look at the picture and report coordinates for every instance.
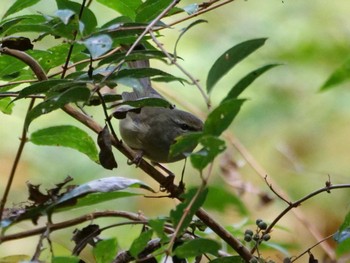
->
[149,30,210,108]
[60,0,87,79]
[290,233,335,262]
[0,47,48,222]
[0,211,147,243]
[250,183,350,256]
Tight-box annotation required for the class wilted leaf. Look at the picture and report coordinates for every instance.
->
[30,125,99,162]
[72,224,100,255]
[1,36,33,51]
[206,38,267,93]
[174,238,220,258]
[97,125,118,169]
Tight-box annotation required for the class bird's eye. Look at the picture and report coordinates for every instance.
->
[180,123,190,130]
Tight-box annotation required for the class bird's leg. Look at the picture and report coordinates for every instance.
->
[178,158,187,192]
[127,150,144,167]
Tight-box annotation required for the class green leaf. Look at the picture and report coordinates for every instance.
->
[83,34,113,59]
[222,64,280,101]
[206,38,267,93]
[320,57,350,91]
[52,256,80,263]
[17,79,73,99]
[93,239,118,263]
[174,238,220,258]
[136,0,173,22]
[129,230,153,257]
[170,132,203,160]
[96,0,142,20]
[210,256,244,263]
[336,237,350,257]
[2,0,41,19]
[338,211,350,236]
[0,14,48,36]
[170,188,208,235]
[149,218,168,241]
[204,99,245,136]
[30,125,99,162]
[190,136,226,171]
[24,86,90,130]
[204,186,248,216]
[54,177,153,207]
[0,98,14,114]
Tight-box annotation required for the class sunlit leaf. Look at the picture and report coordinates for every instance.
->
[83,34,113,59]
[183,4,199,15]
[135,0,173,22]
[2,0,41,18]
[55,177,154,207]
[56,0,98,35]
[24,86,90,130]
[222,64,280,101]
[204,99,245,136]
[320,57,350,91]
[93,239,118,263]
[129,230,153,257]
[174,238,220,258]
[206,38,267,93]
[30,125,99,162]
[0,98,14,114]
[52,256,80,263]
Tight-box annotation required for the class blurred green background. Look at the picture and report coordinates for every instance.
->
[0,0,350,261]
